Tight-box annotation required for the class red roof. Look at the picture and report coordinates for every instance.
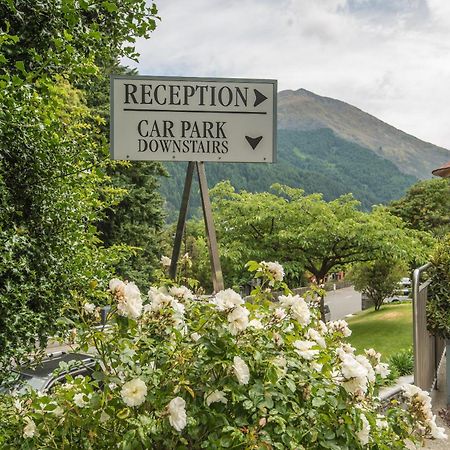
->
[432,161,450,178]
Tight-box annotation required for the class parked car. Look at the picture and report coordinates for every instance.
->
[385,278,412,303]
[5,352,96,393]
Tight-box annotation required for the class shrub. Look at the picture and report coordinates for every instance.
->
[0,262,446,449]
[389,348,414,377]
[427,234,450,338]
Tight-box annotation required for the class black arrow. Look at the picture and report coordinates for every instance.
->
[253,89,267,107]
[245,135,263,150]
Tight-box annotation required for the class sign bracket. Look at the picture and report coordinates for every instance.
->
[169,162,224,292]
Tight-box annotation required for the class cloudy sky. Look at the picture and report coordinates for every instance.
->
[126,0,450,149]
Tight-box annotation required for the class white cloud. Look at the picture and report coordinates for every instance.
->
[124,0,450,148]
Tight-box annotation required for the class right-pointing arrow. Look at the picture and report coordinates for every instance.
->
[245,135,263,150]
[253,89,268,107]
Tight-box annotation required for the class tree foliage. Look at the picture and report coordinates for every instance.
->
[209,181,431,316]
[348,259,409,311]
[427,234,450,338]
[211,181,428,281]
[83,63,168,291]
[98,161,167,290]
[0,0,159,377]
[388,178,450,238]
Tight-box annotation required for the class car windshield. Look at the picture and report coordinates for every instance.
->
[18,373,49,392]
[12,353,96,393]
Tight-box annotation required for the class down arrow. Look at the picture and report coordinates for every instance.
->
[245,135,263,150]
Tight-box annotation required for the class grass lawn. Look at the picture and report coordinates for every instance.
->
[346,302,413,360]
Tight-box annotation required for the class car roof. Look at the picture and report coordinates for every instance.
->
[18,353,94,379]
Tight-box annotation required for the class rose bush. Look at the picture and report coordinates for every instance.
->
[0,262,446,449]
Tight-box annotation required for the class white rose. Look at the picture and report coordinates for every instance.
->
[119,296,143,319]
[169,285,194,301]
[356,355,375,383]
[160,255,172,267]
[274,308,287,320]
[365,348,381,363]
[167,397,187,432]
[356,414,371,445]
[23,417,36,439]
[233,356,250,385]
[73,393,87,408]
[109,278,125,294]
[146,289,173,313]
[83,302,96,314]
[293,340,319,360]
[13,399,22,412]
[52,405,64,417]
[341,354,368,380]
[328,320,352,337]
[260,261,284,284]
[306,328,326,348]
[376,415,388,429]
[430,416,448,439]
[311,362,323,372]
[171,298,186,316]
[205,390,228,406]
[402,384,424,399]
[227,306,250,335]
[318,320,328,334]
[374,362,390,378]
[342,376,368,395]
[191,332,201,342]
[121,378,147,407]
[336,344,356,359]
[248,319,264,329]
[279,295,311,326]
[273,332,284,346]
[266,261,284,281]
[117,282,143,319]
[212,289,244,311]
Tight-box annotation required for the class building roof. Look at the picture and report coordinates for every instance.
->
[432,161,450,178]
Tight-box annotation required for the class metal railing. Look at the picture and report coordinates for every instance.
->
[412,263,446,390]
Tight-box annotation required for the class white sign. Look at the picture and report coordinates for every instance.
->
[110,76,277,163]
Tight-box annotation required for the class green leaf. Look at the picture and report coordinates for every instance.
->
[102,1,118,12]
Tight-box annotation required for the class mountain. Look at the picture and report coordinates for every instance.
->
[160,128,417,221]
[278,89,450,180]
[160,88,448,221]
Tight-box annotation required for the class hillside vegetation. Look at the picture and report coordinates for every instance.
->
[160,128,417,221]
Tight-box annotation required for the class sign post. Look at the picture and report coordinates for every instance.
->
[111,75,277,291]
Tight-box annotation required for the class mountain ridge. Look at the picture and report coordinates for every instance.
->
[278,88,450,179]
[160,128,417,221]
[159,88,447,221]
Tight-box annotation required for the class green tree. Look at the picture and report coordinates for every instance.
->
[348,259,409,311]
[388,178,450,238]
[427,234,450,338]
[0,0,159,379]
[87,64,168,290]
[210,181,431,318]
[98,161,167,290]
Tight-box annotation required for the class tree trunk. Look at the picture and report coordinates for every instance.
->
[309,269,327,322]
[319,294,326,322]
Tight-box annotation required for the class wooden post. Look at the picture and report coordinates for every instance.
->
[196,162,224,292]
[169,162,195,280]
[169,161,224,293]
